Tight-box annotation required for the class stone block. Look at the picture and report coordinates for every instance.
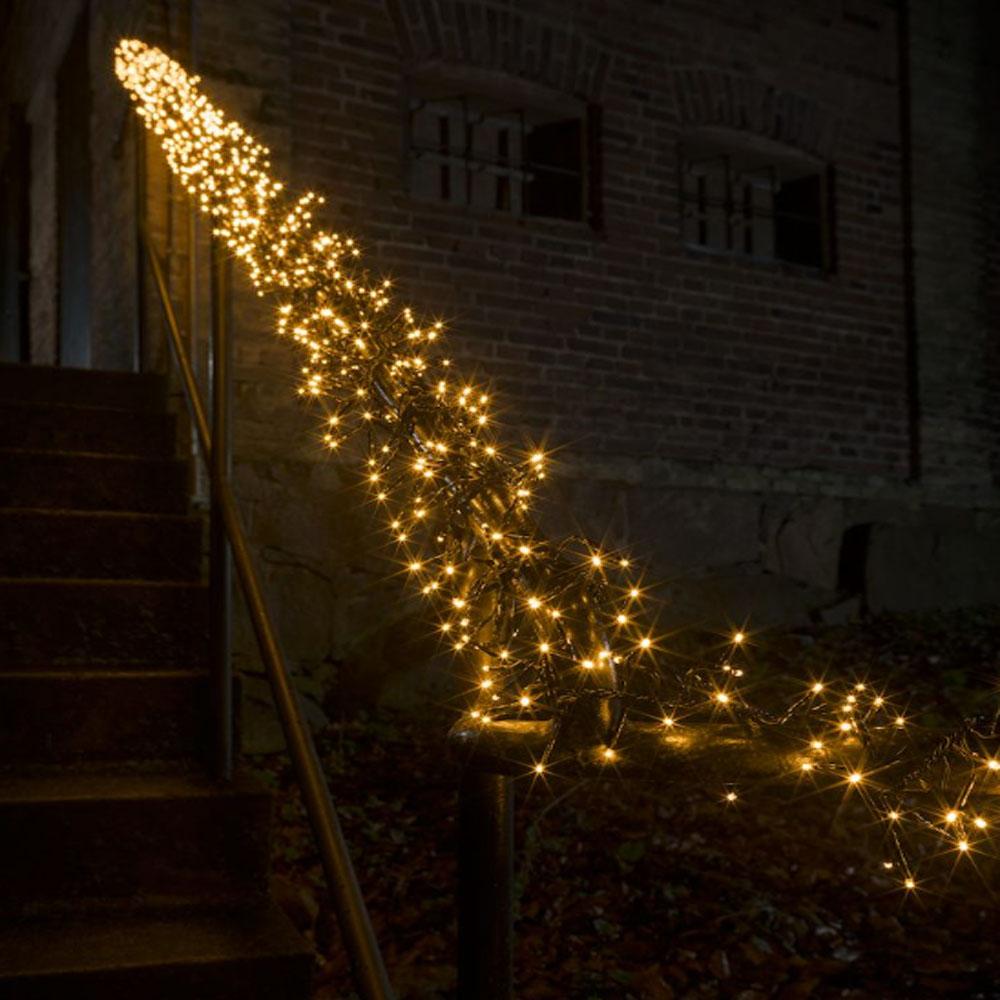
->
[660,571,835,630]
[866,522,1000,612]
[761,497,845,591]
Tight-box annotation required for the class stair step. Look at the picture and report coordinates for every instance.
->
[0,671,210,764]
[0,401,177,457]
[0,450,189,513]
[0,363,167,411]
[0,579,207,666]
[0,902,313,999]
[0,509,202,580]
[0,772,274,914]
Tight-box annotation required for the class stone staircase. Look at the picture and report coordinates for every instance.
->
[0,363,313,998]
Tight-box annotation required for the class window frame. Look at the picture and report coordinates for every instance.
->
[677,127,835,273]
[403,64,601,229]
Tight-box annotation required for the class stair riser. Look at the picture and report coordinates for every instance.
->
[0,791,273,911]
[0,582,208,667]
[0,513,202,580]
[0,405,177,457]
[0,954,314,1000]
[0,453,189,514]
[0,674,210,764]
[0,364,167,411]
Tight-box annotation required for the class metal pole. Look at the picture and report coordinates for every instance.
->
[458,770,514,1000]
[133,119,146,372]
[209,235,233,781]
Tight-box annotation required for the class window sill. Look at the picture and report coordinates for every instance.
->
[681,241,833,280]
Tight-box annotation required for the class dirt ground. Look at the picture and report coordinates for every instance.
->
[250,608,1000,999]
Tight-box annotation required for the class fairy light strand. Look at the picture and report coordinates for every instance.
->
[116,38,1000,893]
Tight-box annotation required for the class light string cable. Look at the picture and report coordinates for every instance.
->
[116,38,1000,891]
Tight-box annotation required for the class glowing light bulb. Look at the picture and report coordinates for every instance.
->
[958,839,970,853]
[904,878,916,890]
[945,810,959,824]
[848,772,863,785]
[725,791,738,802]
[663,716,675,728]
[714,692,730,705]
[732,631,745,644]
[811,682,824,694]
[533,763,545,775]
[639,637,652,650]
[602,747,616,762]
[519,695,530,707]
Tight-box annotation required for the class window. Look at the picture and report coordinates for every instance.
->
[407,71,599,226]
[679,129,832,270]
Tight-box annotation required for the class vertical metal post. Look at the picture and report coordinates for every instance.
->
[458,770,514,1000]
[133,119,146,372]
[210,235,234,780]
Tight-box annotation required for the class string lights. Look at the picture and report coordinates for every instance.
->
[116,38,1000,893]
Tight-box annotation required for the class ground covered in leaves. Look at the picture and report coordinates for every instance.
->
[249,608,1000,998]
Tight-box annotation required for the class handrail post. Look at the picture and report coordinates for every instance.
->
[133,118,146,372]
[458,768,514,1000]
[210,233,234,781]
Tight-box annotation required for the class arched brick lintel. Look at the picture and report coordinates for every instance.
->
[673,69,841,160]
[383,0,613,103]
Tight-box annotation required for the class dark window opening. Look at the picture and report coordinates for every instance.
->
[774,174,823,268]
[408,90,597,226]
[680,133,832,271]
[525,118,582,221]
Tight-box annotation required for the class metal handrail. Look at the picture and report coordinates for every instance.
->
[137,207,393,999]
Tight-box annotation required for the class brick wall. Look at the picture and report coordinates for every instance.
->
[288,0,910,479]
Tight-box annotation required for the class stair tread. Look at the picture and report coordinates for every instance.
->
[0,399,172,417]
[0,669,208,680]
[1,661,209,672]
[0,770,267,804]
[0,364,167,412]
[0,446,181,463]
[0,901,311,981]
[0,507,200,523]
[0,577,205,587]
